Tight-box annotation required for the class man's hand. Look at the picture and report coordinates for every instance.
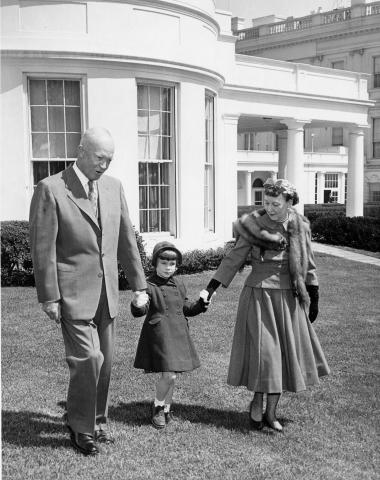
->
[42,301,61,324]
[132,290,149,308]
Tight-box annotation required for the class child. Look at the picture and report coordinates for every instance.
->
[131,241,210,429]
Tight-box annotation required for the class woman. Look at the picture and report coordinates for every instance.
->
[206,179,330,432]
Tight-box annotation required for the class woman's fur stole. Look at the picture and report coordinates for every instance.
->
[233,208,311,306]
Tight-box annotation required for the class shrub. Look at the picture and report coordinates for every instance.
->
[1,221,35,286]
[311,215,380,252]
[304,204,346,226]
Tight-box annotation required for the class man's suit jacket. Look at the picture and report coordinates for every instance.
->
[29,166,147,320]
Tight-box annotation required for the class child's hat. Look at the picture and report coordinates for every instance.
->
[152,241,183,266]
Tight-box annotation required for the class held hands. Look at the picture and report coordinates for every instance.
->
[199,289,214,306]
[132,290,149,308]
[42,301,61,324]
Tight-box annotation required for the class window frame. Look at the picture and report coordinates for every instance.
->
[137,80,177,235]
[204,91,216,232]
[26,74,85,190]
[373,118,380,159]
[374,56,380,89]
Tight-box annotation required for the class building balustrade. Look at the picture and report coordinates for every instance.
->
[236,1,380,41]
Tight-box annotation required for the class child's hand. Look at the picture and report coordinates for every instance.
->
[132,290,149,308]
[199,289,212,305]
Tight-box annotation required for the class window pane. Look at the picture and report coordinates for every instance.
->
[160,163,169,184]
[161,88,171,111]
[149,111,160,135]
[66,107,81,132]
[149,186,159,208]
[138,136,149,159]
[161,210,169,231]
[140,210,148,233]
[32,133,49,158]
[161,186,169,208]
[148,162,159,184]
[373,142,380,158]
[139,162,147,184]
[31,106,47,131]
[149,86,160,110]
[64,80,80,106]
[139,186,147,209]
[29,80,46,105]
[149,136,161,159]
[161,112,170,135]
[162,137,171,160]
[149,210,159,232]
[49,161,66,175]
[49,133,66,157]
[47,80,63,105]
[66,133,81,158]
[48,107,64,131]
[138,110,149,134]
[137,85,149,109]
[33,161,49,184]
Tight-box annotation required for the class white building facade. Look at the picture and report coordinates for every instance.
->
[0,0,372,251]
[235,0,380,211]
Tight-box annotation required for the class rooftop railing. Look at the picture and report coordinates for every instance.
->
[236,1,380,41]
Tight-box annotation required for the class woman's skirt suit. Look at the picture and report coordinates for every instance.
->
[132,273,207,373]
[213,212,330,393]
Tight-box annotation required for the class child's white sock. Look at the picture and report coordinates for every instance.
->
[164,404,171,413]
[154,398,165,407]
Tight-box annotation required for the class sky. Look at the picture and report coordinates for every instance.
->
[215,0,351,20]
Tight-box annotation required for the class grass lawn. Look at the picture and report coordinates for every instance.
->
[2,254,379,480]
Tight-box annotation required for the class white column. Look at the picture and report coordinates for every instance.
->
[317,171,325,204]
[245,171,252,205]
[347,126,365,217]
[221,114,239,240]
[280,119,310,213]
[276,130,288,178]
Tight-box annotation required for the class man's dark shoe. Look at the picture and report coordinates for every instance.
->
[95,428,115,444]
[70,432,99,456]
[151,404,166,429]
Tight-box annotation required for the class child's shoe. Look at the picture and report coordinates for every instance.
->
[151,404,166,429]
[165,410,176,424]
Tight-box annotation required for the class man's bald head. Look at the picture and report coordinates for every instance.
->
[77,127,115,181]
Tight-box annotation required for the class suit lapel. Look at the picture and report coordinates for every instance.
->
[63,166,101,230]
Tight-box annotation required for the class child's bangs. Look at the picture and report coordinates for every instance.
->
[158,250,178,261]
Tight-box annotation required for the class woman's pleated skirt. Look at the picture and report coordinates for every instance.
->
[227,286,330,393]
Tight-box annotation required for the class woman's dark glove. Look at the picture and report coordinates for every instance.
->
[306,285,319,323]
[206,279,221,300]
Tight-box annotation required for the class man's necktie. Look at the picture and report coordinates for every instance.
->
[88,180,98,218]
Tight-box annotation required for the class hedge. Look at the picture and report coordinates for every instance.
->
[311,215,380,252]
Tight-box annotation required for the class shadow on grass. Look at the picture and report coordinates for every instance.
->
[2,409,69,448]
[109,400,293,434]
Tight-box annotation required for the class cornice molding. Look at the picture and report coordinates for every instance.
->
[237,25,380,55]
[2,49,225,87]
[221,84,374,108]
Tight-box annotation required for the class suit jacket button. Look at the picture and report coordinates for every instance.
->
[98,273,103,278]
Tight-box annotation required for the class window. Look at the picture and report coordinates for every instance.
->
[252,178,264,206]
[204,93,215,232]
[332,127,343,146]
[373,118,380,158]
[137,84,175,233]
[324,173,339,203]
[344,173,347,204]
[28,78,82,187]
[331,60,344,70]
[374,57,380,88]
[369,183,380,203]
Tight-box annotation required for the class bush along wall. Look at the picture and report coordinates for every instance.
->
[311,215,380,252]
[1,221,35,286]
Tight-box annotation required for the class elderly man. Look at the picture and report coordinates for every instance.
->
[29,127,148,455]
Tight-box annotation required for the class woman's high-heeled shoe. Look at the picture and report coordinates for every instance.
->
[249,400,264,430]
[263,413,283,432]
